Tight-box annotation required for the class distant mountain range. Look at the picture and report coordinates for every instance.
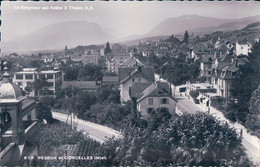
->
[1,21,112,52]
[148,15,260,36]
[2,15,260,53]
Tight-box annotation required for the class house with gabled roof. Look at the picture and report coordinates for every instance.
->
[218,57,248,98]
[200,54,215,80]
[235,38,252,56]
[129,81,177,119]
[119,66,155,102]
[210,52,248,99]
[211,53,234,88]
[190,43,210,60]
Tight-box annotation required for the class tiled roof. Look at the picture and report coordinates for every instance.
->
[118,67,136,81]
[119,67,155,83]
[201,54,215,63]
[237,38,250,45]
[192,44,209,53]
[102,76,118,82]
[133,81,177,103]
[120,57,145,67]
[130,82,152,99]
[219,53,233,62]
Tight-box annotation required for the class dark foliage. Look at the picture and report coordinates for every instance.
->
[101,113,251,166]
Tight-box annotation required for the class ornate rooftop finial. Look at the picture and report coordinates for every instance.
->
[2,61,10,83]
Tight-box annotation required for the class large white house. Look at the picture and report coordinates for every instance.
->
[130,81,177,119]
[235,39,252,56]
[119,66,155,102]
[13,68,63,96]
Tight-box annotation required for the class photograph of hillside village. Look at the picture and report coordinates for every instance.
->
[0,1,259,166]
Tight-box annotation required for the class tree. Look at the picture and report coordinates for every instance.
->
[105,113,251,166]
[37,102,53,123]
[97,85,120,104]
[245,85,260,136]
[64,66,81,81]
[230,41,260,124]
[104,42,112,55]
[77,64,103,81]
[29,60,43,68]
[33,75,49,95]
[183,30,189,44]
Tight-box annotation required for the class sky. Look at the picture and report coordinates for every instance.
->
[1,1,260,42]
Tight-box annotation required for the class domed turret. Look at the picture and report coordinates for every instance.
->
[0,62,25,103]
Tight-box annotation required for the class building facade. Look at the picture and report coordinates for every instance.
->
[130,82,177,119]
[13,68,63,96]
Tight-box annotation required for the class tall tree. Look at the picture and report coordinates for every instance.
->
[246,85,260,135]
[33,75,49,93]
[104,42,112,55]
[230,41,260,123]
[183,30,189,44]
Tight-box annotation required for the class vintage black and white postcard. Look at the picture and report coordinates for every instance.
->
[0,1,259,166]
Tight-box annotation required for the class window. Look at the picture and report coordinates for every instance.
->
[148,98,153,105]
[147,108,154,113]
[47,82,54,87]
[25,74,33,80]
[47,74,53,79]
[18,82,23,86]
[16,74,23,80]
[132,78,135,82]
[232,72,236,76]
[34,75,38,79]
[161,98,169,104]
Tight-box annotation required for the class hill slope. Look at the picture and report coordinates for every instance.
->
[2,21,113,52]
[149,15,260,36]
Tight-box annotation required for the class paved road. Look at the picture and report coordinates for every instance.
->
[155,73,202,114]
[51,111,122,143]
[155,73,260,165]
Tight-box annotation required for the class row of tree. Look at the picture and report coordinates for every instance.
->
[229,41,260,136]
[98,112,251,166]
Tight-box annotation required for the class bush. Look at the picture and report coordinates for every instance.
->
[210,96,226,110]
[190,90,199,103]
[104,113,251,166]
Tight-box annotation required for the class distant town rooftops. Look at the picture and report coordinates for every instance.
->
[200,54,215,63]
